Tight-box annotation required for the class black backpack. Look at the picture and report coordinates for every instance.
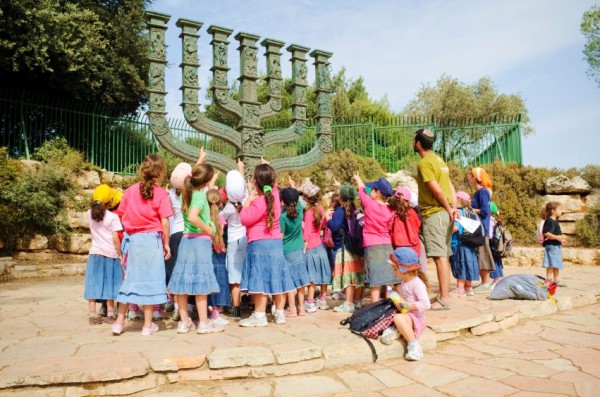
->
[343,209,364,256]
[459,208,486,247]
[340,299,397,362]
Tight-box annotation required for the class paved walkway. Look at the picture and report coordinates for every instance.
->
[0,265,598,396]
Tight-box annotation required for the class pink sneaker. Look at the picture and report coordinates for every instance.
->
[112,322,125,336]
[449,288,466,298]
[141,322,159,336]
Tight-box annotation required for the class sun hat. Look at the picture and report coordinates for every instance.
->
[92,184,123,208]
[387,247,421,273]
[170,162,192,190]
[339,185,357,200]
[281,187,300,205]
[365,178,393,197]
[394,187,411,201]
[490,201,499,215]
[303,184,320,198]
[456,191,471,201]
[225,170,247,204]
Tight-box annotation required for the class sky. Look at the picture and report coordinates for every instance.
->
[150,0,600,169]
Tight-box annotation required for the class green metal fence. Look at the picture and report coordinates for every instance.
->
[0,90,522,173]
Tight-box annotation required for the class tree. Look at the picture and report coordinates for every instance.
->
[0,0,151,114]
[581,5,600,86]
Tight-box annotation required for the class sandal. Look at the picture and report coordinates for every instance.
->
[103,315,117,324]
[430,295,450,311]
[89,315,104,325]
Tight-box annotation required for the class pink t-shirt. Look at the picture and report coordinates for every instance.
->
[119,182,173,235]
[87,210,123,258]
[303,205,326,250]
[358,187,394,247]
[399,276,430,336]
[240,185,281,243]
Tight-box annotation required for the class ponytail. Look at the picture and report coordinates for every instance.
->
[305,193,323,228]
[265,190,274,229]
[286,202,298,220]
[342,199,356,219]
[91,201,106,222]
[206,190,224,252]
[388,196,410,221]
[138,153,167,200]
[181,176,193,214]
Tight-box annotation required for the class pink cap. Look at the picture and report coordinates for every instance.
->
[456,191,471,201]
[394,187,411,201]
[170,162,192,190]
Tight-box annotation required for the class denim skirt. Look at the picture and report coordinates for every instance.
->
[84,254,123,300]
[241,238,295,295]
[450,244,479,281]
[209,251,232,307]
[305,244,332,285]
[168,236,220,295]
[364,244,399,287]
[285,249,310,288]
[226,236,247,284]
[543,244,563,270]
[117,232,167,305]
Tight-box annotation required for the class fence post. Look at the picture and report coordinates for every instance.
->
[91,105,97,165]
[370,115,375,159]
[19,92,30,160]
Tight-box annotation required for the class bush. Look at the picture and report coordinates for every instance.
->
[581,164,600,188]
[32,137,91,173]
[576,201,600,247]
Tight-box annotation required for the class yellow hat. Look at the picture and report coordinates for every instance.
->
[93,184,122,209]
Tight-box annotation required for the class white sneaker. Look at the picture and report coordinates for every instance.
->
[239,313,268,327]
[332,291,346,300]
[197,320,224,334]
[177,319,197,334]
[473,283,493,294]
[304,301,317,313]
[379,326,399,345]
[405,341,423,361]
[273,311,286,325]
[212,316,229,326]
[317,297,330,310]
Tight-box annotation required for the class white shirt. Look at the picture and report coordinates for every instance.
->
[220,201,246,242]
[169,188,184,235]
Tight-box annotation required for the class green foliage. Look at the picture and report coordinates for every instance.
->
[0,0,151,113]
[581,5,600,86]
[32,137,90,173]
[0,148,23,192]
[576,201,600,247]
[581,164,600,188]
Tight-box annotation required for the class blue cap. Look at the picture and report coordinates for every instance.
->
[388,247,420,273]
[365,178,393,197]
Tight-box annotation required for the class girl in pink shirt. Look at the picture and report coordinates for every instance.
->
[352,173,400,302]
[239,161,295,327]
[112,154,173,336]
[302,184,331,313]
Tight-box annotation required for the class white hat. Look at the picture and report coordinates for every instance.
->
[226,170,247,203]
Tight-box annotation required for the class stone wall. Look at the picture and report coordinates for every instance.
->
[542,175,595,237]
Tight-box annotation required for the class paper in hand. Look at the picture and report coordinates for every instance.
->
[456,216,481,234]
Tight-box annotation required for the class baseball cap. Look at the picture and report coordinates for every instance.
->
[394,187,411,201]
[365,178,393,197]
[92,184,123,208]
[388,247,421,273]
[303,184,320,198]
[490,201,499,215]
[456,191,471,201]
[339,185,357,200]
[170,162,192,190]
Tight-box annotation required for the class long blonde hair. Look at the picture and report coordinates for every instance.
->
[206,189,225,251]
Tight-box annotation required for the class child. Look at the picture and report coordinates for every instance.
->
[207,188,232,326]
[239,160,295,326]
[541,202,567,287]
[489,202,504,286]
[449,192,480,297]
[168,162,223,334]
[111,154,173,336]
[331,185,365,313]
[468,167,496,294]
[220,163,248,318]
[390,187,421,256]
[280,187,310,317]
[352,174,398,302]
[302,183,332,312]
[389,247,431,361]
[325,192,342,270]
[85,187,124,325]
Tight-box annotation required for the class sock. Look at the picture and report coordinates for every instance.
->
[307,298,314,303]
[276,309,284,315]
[319,294,327,300]
[254,311,266,319]
[212,306,220,319]
[408,339,419,347]
[174,303,179,311]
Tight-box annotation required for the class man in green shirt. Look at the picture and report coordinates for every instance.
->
[414,128,458,309]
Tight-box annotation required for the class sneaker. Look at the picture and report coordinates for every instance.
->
[112,322,125,336]
[354,300,363,309]
[284,308,298,318]
[165,301,175,313]
[449,288,466,298]
[379,326,399,345]
[152,310,162,321]
[473,283,493,294]
[333,301,355,313]
[332,291,346,300]
[177,319,197,334]
[465,287,474,296]
[304,301,317,313]
[212,316,230,326]
[239,313,268,327]
[127,310,143,321]
[316,297,330,310]
[197,320,225,334]
[272,311,286,324]
[405,341,423,361]
[141,322,159,336]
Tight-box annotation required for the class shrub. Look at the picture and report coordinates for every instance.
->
[32,137,91,173]
[576,201,600,247]
[581,164,600,188]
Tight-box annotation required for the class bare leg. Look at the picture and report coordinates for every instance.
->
[370,285,381,302]
[480,269,491,284]
[345,285,355,304]
[393,313,416,342]
[88,299,96,314]
[286,290,296,310]
[456,279,465,290]
[297,287,305,305]
[177,294,190,323]
[319,284,327,297]
[307,283,316,300]
[432,256,451,302]
[115,302,128,326]
[274,294,285,310]
[142,305,153,328]
[230,283,241,307]
[546,268,553,281]
[195,295,209,324]
[553,268,560,283]
[107,299,115,314]
[253,294,268,313]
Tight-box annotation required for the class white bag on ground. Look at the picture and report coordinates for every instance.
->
[489,274,549,301]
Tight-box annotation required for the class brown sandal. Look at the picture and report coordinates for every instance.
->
[89,316,104,325]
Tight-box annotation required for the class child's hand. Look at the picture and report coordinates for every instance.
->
[209,170,220,188]
[288,175,296,188]
[237,157,245,174]
[333,178,341,188]
[196,146,206,165]
[260,156,269,165]
[163,244,171,260]
[326,208,334,220]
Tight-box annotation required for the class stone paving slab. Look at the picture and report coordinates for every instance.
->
[0,265,598,394]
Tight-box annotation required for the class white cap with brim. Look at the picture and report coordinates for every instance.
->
[226,170,247,203]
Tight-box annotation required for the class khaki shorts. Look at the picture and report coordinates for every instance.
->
[422,210,453,258]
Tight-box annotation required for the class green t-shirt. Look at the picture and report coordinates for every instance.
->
[183,190,215,235]
[280,205,304,254]
[416,152,453,219]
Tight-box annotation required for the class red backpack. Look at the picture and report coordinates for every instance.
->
[390,209,420,251]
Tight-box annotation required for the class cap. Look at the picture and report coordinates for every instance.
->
[92,184,122,208]
[339,185,357,200]
[225,170,247,203]
[303,184,320,198]
[456,191,471,201]
[365,178,393,197]
[490,201,499,215]
[170,162,192,190]
[281,187,299,205]
[394,187,411,201]
[388,247,421,273]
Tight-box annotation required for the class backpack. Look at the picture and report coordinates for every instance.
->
[390,212,419,249]
[536,220,546,245]
[340,299,398,362]
[459,208,486,247]
[491,222,513,258]
[343,210,365,256]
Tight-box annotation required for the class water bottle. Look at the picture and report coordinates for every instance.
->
[387,286,409,314]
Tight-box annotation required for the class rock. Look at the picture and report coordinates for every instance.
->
[470,321,500,336]
[65,210,89,230]
[207,347,274,369]
[270,341,322,364]
[587,188,600,208]
[542,194,585,213]
[75,171,101,190]
[545,175,591,195]
[559,213,586,222]
[16,234,49,251]
[19,159,41,171]
[559,222,577,235]
[100,170,115,184]
[386,170,418,194]
[53,233,92,254]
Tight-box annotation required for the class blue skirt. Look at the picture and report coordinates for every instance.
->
[84,254,122,300]
[543,244,563,270]
[209,251,232,307]
[450,244,480,281]
[241,239,295,294]
[364,244,399,287]
[490,257,504,278]
[168,236,220,295]
[305,244,332,285]
[285,249,310,288]
[117,232,167,305]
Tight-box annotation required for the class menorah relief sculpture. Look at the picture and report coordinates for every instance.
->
[144,11,334,174]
